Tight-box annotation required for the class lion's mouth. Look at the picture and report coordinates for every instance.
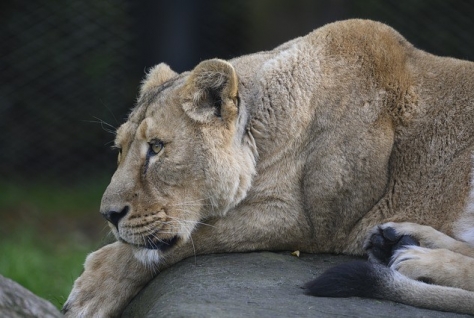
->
[119,235,179,252]
[143,235,179,251]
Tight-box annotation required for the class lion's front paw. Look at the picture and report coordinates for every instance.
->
[62,252,128,317]
[62,274,115,318]
[364,223,419,264]
[63,242,155,317]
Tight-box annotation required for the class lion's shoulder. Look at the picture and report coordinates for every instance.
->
[307,19,412,55]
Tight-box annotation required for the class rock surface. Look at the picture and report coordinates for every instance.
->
[123,252,469,318]
[0,274,60,318]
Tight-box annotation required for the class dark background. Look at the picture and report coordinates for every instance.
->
[2,0,474,184]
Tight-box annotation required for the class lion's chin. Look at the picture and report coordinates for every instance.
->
[131,246,161,266]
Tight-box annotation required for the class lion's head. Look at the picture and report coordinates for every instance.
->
[100,60,257,254]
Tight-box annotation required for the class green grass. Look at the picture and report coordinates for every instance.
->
[0,228,95,309]
[0,178,110,310]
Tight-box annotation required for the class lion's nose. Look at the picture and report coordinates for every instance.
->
[101,206,129,229]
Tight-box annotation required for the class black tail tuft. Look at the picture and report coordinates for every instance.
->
[304,260,380,298]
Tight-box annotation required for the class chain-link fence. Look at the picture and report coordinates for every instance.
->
[2,0,474,184]
[1,0,140,181]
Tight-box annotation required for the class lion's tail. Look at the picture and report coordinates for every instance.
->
[304,260,474,315]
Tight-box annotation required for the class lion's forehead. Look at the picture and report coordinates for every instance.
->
[115,118,158,148]
[138,74,187,111]
[124,74,185,125]
[115,77,188,146]
[116,103,193,150]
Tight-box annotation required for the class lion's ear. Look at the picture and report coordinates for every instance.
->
[183,59,239,124]
[140,63,178,96]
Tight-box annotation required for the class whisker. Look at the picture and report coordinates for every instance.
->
[141,223,189,238]
[101,103,121,126]
[92,116,117,130]
[189,232,197,266]
[84,118,117,135]
[170,195,214,204]
[84,115,120,139]
[167,216,216,228]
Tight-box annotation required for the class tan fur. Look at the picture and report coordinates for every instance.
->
[139,63,178,95]
[63,19,474,316]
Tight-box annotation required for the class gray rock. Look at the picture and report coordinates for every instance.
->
[0,274,60,318]
[123,252,469,317]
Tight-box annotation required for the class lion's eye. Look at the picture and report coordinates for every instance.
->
[148,139,164,155]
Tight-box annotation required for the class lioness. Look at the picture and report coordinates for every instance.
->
[64,19,474,316]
